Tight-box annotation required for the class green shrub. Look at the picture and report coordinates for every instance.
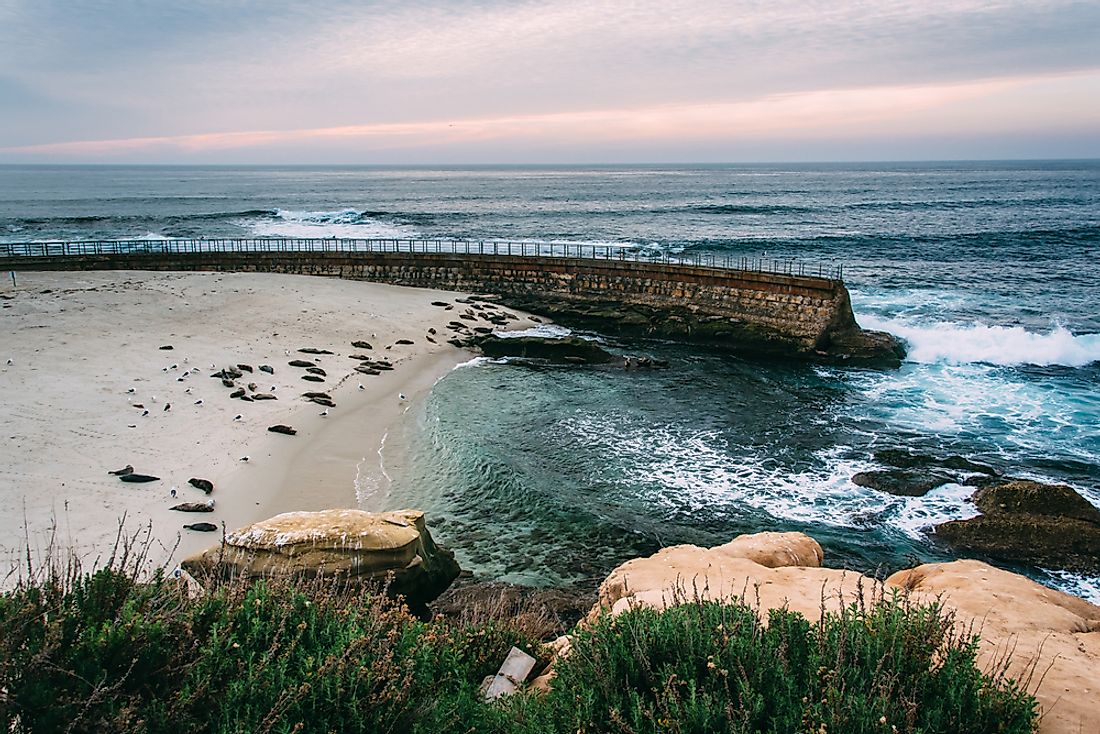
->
[0,569,1037,734]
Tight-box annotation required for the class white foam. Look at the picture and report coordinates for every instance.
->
[858,314,1100,368]
[492,324,573,339]
[1041,569,1100,605]
[242,208,418,240]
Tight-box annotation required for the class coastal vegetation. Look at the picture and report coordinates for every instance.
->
[0,554,1037,733]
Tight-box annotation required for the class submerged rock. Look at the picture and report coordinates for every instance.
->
[851,469,953,497]
[182,509,461,607]
[473,334,617,364]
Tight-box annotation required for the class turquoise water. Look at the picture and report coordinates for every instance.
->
[3,161,1098,598]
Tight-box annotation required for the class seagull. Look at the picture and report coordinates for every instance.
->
[233,414,242,421]
[206,498,215,509]
[320,409,329,417]
[358,383,365,390]
[239,456,250,462]
[170,364,178,370]
[141,410,149,416]
[194,399,203,405]
[185,387,192,394]
[284,349,290,356]
[127,387,135,394]
[398,393,407,401]
[163,403,171,412]
[270,385,277,392]
[150,396,157,403]
[5,358,11,366]
[170,487,177,498]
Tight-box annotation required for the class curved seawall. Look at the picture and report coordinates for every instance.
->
[0,248,903,365]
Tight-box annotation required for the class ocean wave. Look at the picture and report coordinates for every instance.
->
[859,315,1100,367]
[243,208,419,239]
[684,203,812,215]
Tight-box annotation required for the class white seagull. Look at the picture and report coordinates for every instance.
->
[358,383,365,390]
[320,409,329,417]
[194,399,203,405]
[398,393,407,401]
[170,487,177,498]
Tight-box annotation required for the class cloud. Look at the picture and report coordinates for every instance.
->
[0,0,1098,159]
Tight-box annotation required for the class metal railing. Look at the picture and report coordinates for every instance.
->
[0,237,843,281]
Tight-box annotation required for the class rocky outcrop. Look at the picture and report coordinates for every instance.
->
[935,479,1100,574]
[181,509,461,607]
[851,469,953,496]
[472,334,616,365]
[585,530,1100,734]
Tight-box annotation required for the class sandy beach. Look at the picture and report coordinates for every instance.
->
[0,270,535,578]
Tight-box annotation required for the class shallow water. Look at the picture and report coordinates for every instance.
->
[3,161,1098,599]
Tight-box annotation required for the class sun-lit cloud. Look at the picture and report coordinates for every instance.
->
[0,0,1097,161]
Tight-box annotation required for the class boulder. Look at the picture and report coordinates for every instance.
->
[873,449,999,476]
[586,531,1100,734]
[934,479,1100,574]
[182,509,461,607]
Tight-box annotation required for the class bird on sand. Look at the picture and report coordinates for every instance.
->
[320,409,329,417]
[170,487,177,498]
[163,403,171,412]
[6,358,11,365]
[233,414,242,421]
[358,383,365,390]
[398,393,407,401]
[194,399,203,405]
[127,388,135,394]
[141,410,149,416]
[239,456,250,462]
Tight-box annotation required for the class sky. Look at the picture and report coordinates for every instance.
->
[1,0,1098,163]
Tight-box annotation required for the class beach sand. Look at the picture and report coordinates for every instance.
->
[0,270,533,579]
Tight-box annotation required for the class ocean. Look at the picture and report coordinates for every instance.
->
[2,162,1098,599]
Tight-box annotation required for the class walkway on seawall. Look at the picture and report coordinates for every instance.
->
[0,238,902,367]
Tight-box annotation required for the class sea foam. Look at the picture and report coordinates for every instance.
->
[859,314,1100,368]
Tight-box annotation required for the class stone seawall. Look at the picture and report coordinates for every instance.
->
[0,251,903,365]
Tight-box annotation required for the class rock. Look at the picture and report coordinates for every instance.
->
[301,391,332,400]
[351,340,373,349]
[188,477,214,494]
[107,464,134,476]
[159,345,173,350]
[873,449,999,476]
[887,560,1100,734]
[119,473,159,483]
[184,522,218,532]
[431,581,597,635]
[934,479,1100,574]
[301,374,325,382]
[259,364,274,374]
[181,509,461,607]
[473,335,617,364]
[305,366,327,376]
[229,388,246,399]
[288,359,315,368]
[237,364,253,373]
[298,348,334,355]
[589,530,1100,734]
[851,469,953,497]
[267,424,297,435]
[252,393,277,400]
[973,480,1100,523]
[171,501,214,512]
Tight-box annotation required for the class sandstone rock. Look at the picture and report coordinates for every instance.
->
[973,479,1100,523]
[182,509,460,607]
[588,531,1100,734]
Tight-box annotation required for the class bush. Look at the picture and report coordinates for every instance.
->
[0,569,1037,733]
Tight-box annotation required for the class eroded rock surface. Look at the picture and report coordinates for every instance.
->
[182,509,460,607]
